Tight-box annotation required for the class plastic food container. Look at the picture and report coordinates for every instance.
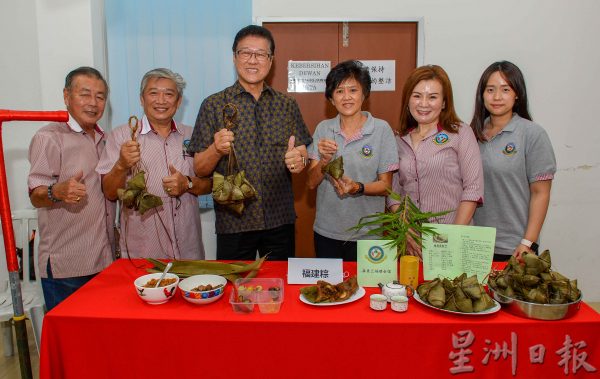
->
[229,278,284,314]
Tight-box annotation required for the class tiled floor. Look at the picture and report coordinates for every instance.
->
[0,320,39,379]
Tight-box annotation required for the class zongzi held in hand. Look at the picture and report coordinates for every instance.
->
[117,171,162,215]
[321,156,344,179]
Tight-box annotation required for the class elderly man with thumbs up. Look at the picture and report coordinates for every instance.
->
[189,25,312,261]
[97,68,211,260]
[28,67,116,310]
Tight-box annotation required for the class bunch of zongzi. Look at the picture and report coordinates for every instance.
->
[212,170,257,215]
[417,274,496,313]
[488,250,581,304]
[117,171,163,215]
[321,156,344,179]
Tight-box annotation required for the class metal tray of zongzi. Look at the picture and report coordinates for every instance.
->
[489,287,582,321]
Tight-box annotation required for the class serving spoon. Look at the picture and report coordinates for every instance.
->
[155,261,173,288]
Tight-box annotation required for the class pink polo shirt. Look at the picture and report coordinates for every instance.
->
[388,123,483,224]
[28,117,115,278]
[96,116,205,260]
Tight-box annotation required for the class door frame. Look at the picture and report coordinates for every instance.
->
[257,18,422,257]
[255,17,425,66]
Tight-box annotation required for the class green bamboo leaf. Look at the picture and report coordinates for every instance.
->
[348,191,453,259]
[145,255,267,277]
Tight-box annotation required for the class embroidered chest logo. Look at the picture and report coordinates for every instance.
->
[502,142,517,156]
[433,133,449,145]
[182,139,191,157]
[361,144,374,158]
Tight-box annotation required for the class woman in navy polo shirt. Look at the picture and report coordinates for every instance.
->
[470,61,556,262]
[307,60,399,261]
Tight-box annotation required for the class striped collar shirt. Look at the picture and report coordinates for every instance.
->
[96,115,205,260]
[28,119,115,278]
[388,123,483,224]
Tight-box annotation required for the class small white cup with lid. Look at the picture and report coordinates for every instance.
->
[370,294,388,311]
[390,295,409,312]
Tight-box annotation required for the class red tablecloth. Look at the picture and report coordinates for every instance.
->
[40,259,600,379]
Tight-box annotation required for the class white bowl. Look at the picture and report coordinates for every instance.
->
[134,273,179,305]
[179,274,227,305]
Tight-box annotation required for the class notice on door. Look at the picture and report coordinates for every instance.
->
[287,61,330,93]
[358,60,395,91]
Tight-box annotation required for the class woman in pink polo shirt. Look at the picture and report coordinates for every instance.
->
[388,65,483,257]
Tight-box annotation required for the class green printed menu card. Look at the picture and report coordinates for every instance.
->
[422,224,496,282]
[357,240,397,287]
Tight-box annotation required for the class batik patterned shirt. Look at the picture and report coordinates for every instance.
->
[189,81,312,234]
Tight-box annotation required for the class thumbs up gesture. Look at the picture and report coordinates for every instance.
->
[162,164,186,197]
[284,136,306,173]
[53,170,87,204]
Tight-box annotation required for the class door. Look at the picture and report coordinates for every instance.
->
[264,21,418,257]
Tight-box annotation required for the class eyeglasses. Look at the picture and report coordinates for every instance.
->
[236,49,272,62]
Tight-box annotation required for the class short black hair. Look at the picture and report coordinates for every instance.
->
[64,66,109,94]
[232,25,275,55]
[325,60,371,100]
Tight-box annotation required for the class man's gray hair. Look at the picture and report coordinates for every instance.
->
[140,68,186,97]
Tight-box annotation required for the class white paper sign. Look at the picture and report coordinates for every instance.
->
[287,258,344,284]
[287,61,330,93]
[358,60,395,91]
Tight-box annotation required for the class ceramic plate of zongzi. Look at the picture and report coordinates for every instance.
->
[413,293,501,316]
[300,287,366,306]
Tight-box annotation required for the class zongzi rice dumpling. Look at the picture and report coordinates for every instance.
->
[321,156,344,179]
[212,170,257,215]
[117,171,162,215]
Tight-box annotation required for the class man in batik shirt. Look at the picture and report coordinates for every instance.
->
[189,25,312,260]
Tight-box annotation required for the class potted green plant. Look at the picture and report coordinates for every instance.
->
[349,191,451,288]
[349,191,451,259]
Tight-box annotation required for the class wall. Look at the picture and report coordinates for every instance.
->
[254,0,600,301]
[0,0,217,266]
[1,0,599,299]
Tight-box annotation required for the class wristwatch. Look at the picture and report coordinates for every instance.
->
[186,176,193,190]
[520,238,539,253]
[355,182,365,196]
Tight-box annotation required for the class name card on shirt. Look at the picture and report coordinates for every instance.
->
[422,223,496,282]
[357,240,398,287]
[287,258,344,284]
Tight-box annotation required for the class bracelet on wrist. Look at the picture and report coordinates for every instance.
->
[47,184,61,202]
